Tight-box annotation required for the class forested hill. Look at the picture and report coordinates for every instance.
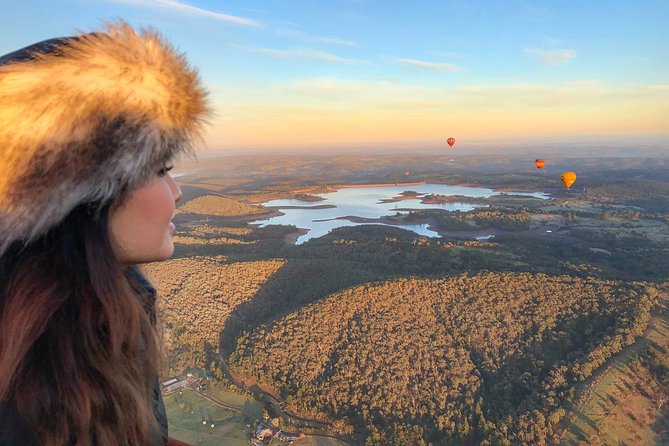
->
[229,272,661,446]
[177,194,266,216]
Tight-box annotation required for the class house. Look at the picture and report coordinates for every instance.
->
[252,423,301,444]
[254,423,274,441]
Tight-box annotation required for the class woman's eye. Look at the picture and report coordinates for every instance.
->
[158,165,174,176]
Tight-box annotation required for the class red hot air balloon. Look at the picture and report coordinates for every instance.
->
[447,137,455,148]
[535,159,545,170]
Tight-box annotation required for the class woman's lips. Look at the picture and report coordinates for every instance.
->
[168,222,176,233]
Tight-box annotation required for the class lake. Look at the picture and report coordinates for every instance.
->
[250,184,549,244]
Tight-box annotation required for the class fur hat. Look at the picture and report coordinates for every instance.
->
[0,21,212,256]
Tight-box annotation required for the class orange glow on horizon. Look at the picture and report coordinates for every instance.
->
[205,104,669,150]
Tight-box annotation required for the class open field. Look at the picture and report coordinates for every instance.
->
[164,387,258,445]
[560,296,669,446]
[209,386,266,421]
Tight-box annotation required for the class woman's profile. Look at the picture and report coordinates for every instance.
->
[0,20,211,445]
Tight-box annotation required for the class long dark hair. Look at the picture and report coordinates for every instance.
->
[0,201,164,445]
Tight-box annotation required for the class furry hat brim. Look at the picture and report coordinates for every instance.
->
[0,20,212,256]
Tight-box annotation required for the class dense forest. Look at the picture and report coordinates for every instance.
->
[584,180,669,213]
[143,257,285,374]
[176,194,267,216]
[228,273,660,445]
[391,207,532,232]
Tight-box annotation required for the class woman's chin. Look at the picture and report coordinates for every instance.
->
[136,243,175,264]
[160,240,175,260]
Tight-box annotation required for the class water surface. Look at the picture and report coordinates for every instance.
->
[251,184,548,244]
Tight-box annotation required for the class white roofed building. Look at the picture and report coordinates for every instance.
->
[163,379,190,394]
[161,378,178,387]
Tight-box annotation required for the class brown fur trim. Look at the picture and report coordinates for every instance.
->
[0,20,212,255]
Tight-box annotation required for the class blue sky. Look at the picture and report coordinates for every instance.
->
[1,0,668,151]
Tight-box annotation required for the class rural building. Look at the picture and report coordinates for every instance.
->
[160,378,178,387]
[252,423,301,444]
[254,423,274,441]
[163,379,190,393]
[277,430,301,441]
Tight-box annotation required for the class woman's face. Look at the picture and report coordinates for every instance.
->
[109,165,182,264]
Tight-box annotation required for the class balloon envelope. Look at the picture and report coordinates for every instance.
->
[447,137,455,148]
[535,159,545,170]
[561,171,577,189]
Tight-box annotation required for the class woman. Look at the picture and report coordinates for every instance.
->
[0,21,211,445]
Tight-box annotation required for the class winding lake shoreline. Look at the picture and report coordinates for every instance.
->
[248,182,549,244]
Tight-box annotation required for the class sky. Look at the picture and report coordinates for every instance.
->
[1,0,668,153]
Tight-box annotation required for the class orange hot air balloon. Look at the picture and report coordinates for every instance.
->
[561,171,577,189]
[447,137,455,148]
[535,159,545,170]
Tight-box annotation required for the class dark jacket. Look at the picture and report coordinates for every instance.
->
[0,267,168,445]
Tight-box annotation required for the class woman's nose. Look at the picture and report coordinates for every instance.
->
[169,175,182,203]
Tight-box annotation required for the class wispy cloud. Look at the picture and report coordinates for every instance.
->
[398,58,467,72]
[430,51,467,59]
[429,81,665,118]
[453,80,610,106]
[286,77,365,94]
[291,50,362,64]
[244,47,290,58]
[107,0,262,26]
[275,29,358,46]
[524,48,576,65]
[216,78,668,114]
[647,84,669,92]
[238,46,367,64]
[285,77,431,97]
[284,79,668,112]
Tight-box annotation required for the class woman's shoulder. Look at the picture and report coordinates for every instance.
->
[127,266,157,300]
[126,265,158,324]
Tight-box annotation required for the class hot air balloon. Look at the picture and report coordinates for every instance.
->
[561,172,577,189]
[447,137,455,148]
[535,159,545,170]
